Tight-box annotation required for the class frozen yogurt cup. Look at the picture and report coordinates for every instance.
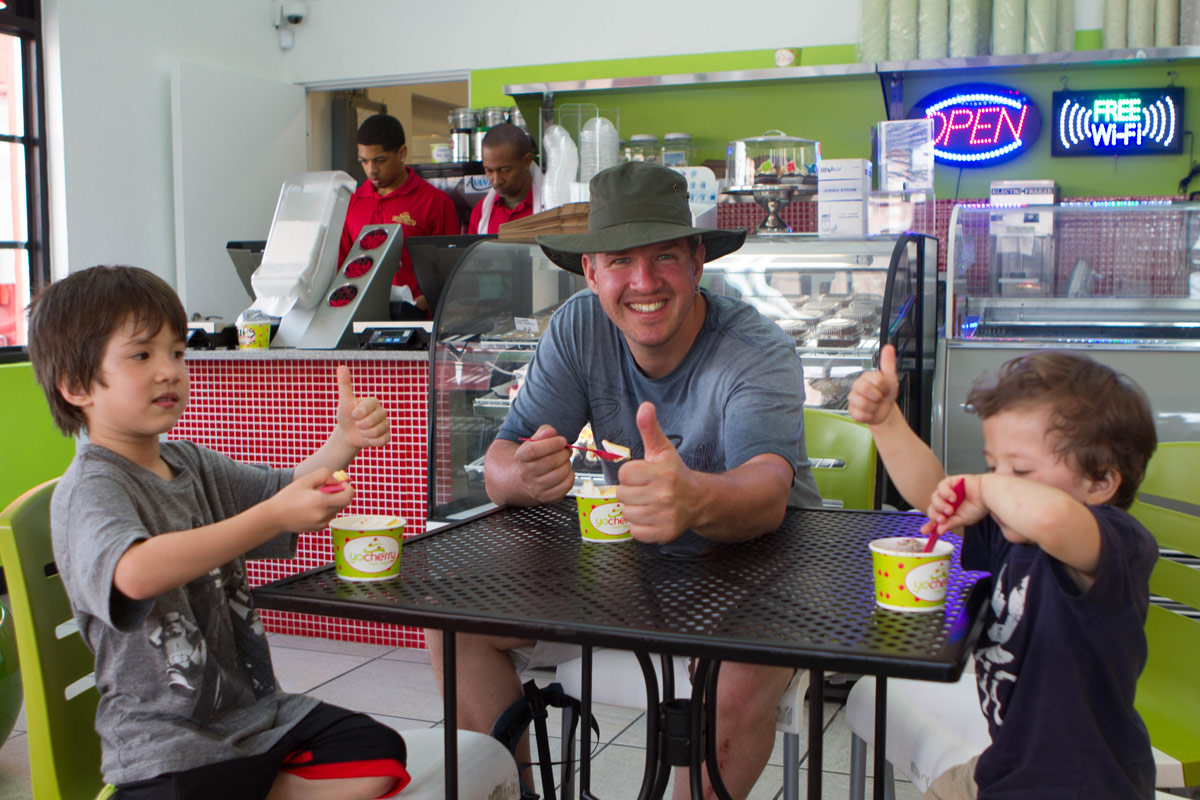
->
[869,536,953,612]
[575,480,631,543]
[331,515,405,581]
[237,321,271,349]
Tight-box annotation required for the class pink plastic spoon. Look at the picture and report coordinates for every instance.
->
[924,477,967,553]
[519,437,628,462]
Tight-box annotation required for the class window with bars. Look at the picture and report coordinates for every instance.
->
[0,0,47,349]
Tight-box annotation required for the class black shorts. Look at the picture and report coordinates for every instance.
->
[116,702,409,800]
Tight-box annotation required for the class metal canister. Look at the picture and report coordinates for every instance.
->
[451,131,472,162]
[509,106,528,132]
[449,108,477,162]
[482,106,509,127]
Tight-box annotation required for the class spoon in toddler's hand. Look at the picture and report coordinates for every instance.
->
[924,477,966,553]
[519,437,628,462]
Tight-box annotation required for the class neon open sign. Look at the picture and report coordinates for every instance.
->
[907,83,1041,167]
[1051,88,1183,156]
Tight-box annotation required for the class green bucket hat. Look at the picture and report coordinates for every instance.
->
[537,161,746,275]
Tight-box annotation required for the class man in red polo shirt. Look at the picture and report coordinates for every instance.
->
[468,123,543,235]
[339,114,459,315]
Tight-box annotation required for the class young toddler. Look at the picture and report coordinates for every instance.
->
[28,265,407,800]
[849,346,1158,799]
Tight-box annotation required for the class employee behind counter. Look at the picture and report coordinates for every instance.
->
[338,113,459,318]
[468,122,542,235]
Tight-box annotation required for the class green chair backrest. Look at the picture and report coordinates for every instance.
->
[0,363,74,511]
[803,407,878,510]
[0,479,104,800]
[1129,442,1200,786]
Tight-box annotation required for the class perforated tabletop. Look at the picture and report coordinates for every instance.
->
[255,502,988,681]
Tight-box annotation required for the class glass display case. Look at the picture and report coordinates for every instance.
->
[935,202,1200,474]
[427,235,939,522]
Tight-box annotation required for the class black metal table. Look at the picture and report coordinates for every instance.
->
[253,501,987,800]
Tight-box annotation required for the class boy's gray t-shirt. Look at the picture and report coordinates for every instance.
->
[50,441,318,785]
[498,289,822,509]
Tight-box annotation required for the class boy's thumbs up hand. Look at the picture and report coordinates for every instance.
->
[335,365,391,449]
[616,402,692,544]
[848,344,900,426]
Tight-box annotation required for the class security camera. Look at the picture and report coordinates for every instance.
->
[282,2,307,25]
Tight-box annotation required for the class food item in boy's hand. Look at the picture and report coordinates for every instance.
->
[320,470,351,494]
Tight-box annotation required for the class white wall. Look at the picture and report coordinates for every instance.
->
[284,0,860,85]
[45,0,287,288]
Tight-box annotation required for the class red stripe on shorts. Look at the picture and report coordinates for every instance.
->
[282,757,411,797]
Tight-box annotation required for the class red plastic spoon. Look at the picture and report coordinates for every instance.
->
[924,477,967,553]
[518,437,628,462]
[320,470,351,493]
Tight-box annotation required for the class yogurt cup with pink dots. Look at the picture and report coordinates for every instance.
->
[868,536,953,612]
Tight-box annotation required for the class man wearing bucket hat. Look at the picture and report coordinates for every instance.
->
[426,162,822,798]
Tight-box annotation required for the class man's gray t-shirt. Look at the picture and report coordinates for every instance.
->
[50,441,318,785]
[498,289,822,509]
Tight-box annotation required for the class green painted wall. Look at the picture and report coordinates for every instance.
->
[0,363,74,511]
[471,35,1200,200]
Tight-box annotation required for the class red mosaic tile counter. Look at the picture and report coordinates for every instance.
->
[174,350,431,648]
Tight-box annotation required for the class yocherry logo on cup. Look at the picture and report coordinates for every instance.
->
[904,560,950,601]
[343,536,400,574]
[589,503,628,536]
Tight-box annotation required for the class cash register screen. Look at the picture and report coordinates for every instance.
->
[406,234,493,316]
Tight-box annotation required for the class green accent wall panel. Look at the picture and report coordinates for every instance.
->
[544,77,886,166]
[0,363,74,512]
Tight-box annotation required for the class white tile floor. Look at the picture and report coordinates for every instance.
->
[0,632,921,800]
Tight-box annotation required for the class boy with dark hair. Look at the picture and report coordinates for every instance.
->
[27,265,408,800]
[338,113,459,313]
[849,346,1158,799]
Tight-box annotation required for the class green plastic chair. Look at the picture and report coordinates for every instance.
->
[0,599,23,746]
[1129,441,1200,789]
[803,407,878,510]
[0,479,109,800]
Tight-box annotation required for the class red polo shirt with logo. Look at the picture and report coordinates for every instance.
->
[338,168,460,301]
[468,188,535,235]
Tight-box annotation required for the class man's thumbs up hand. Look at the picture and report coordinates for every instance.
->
[848,344,900,426]
[635,402,679,464]
[617,402,692,543]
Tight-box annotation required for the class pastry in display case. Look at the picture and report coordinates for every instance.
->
[427,234,938,522]
[935,201,1200,476]
[699,235,937,434]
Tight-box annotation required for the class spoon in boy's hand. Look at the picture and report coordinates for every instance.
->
[924,477,966,553]
[320,470,351,493]
[518,437,629,462]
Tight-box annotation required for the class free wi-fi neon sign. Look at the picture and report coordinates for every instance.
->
[907,83,1041,167]
[1052,88,1183,156]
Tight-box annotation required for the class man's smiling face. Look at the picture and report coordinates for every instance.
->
[581,237,706,377]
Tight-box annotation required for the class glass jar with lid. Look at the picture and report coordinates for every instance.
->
[725,130,820,189]
[661,132,695,167]
[623,134,659,163]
